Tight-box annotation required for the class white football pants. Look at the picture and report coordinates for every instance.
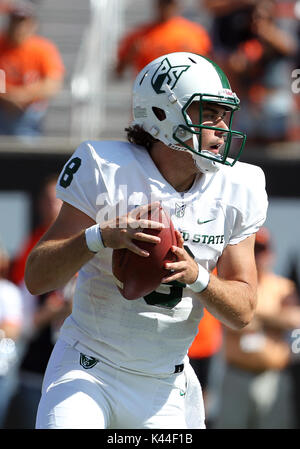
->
[35,338,205,429]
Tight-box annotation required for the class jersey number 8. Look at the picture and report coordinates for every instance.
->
[59,157,82,188]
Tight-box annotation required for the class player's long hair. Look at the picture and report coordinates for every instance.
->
[125,124,157,151]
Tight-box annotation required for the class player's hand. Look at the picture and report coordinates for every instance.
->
[100,202,165,257]
[162,230,199,285]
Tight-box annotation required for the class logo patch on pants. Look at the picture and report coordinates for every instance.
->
[80,353,99,369]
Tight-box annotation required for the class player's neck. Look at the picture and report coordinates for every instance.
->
[149,143,202,192]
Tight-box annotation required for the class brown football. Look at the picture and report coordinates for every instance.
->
[112,206,177,300]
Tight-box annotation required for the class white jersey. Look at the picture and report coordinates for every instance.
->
[56,140,268,376]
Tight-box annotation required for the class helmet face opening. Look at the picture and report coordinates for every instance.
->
[173,94,246,167]
[132,52,247,170]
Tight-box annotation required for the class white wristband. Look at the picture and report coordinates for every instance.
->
[85,224,105,253]
[188,263,210,293]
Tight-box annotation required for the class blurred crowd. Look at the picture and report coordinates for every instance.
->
[0,0,64,138]
[204,0,300,144]
[0,174,74,428]
[115,0,299,145]
[0,0,298,144]
[0,0,300,429]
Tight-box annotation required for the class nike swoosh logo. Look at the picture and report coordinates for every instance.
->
[197,218,216,225]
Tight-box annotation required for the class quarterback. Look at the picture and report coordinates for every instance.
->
[25,52,268,429]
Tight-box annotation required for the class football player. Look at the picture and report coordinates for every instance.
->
[25,52,268,429]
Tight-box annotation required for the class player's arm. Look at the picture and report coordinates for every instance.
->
[207,235,257,329]
[163,231,257,330]
[25,202,164,295]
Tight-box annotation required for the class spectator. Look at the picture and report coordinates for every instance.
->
[9,173,62,286]
[4,278,74,429]
[4,173,72,429]
[0,1,65,137]
[287,247,300,429]
[188,308,223,427]
[188,266,223,426]
[115,0,212,78]
[203,0,298,143]
[0,242,23,428]
[288,1,300,141]
[215,227,300,428]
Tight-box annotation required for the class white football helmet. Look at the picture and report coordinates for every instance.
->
[131,52,246,173]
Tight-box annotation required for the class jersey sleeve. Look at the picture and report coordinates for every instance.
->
[56,142,100,221]
[229,166,268,245]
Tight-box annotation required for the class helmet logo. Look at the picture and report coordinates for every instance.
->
[151,58,190,94]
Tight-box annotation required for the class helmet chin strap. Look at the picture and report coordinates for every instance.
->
[191,131,220,174]
[184,112,221,174]
[167,126,221,173]
[192,150,220,173]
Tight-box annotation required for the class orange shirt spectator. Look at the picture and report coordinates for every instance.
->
[188,266,222,409]
[118,16,212,76]
[116,1,212,77]
[9,225,48,286]
[9,174,62,285]
[188,309,222,360]
[0,33,64,108]
[0,3,64,137]
[189,267,222,360]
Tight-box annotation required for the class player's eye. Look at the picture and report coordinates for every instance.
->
[202,113,215,121]
[202,111,227,123]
